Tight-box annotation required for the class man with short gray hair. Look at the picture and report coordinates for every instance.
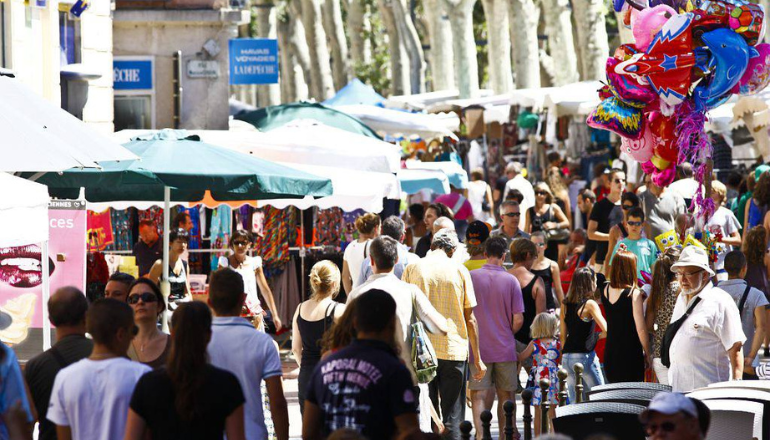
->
[502,162,534,229]
[403,229,485,440]
[357,216,419,284]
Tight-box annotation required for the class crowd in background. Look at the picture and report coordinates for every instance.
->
[1,155,769,440]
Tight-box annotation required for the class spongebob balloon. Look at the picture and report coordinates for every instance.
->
[655,230,681,252]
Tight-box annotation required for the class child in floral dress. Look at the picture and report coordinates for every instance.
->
[518,312,566,436]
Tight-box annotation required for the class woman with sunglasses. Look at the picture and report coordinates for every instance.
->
[217,230,281,331]
[126,279,170,369]
[525,182,570,261]
[602,192,640,275]
[530,231,565,309]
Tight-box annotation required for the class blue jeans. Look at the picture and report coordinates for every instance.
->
[562,351,605,403]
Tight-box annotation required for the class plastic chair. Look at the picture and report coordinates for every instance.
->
[688,388,770,440]
[588,388,665,404]
[587,382,672,396]
[702,399,764,440]
[553,402,647,440]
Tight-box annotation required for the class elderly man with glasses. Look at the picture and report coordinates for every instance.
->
[667,246,746,392]
[640,392,710,440]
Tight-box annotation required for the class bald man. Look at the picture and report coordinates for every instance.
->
[25,287,93,440]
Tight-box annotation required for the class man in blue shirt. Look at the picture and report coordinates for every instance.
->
[610,207,658,282]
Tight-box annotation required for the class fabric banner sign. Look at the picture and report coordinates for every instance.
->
[87,210,114,251]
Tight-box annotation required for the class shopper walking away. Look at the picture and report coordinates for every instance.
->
[645,247,681,385]
[668,246,745,392]
[403,230,485,440]
[718,250,768,379]
[358,216,419,284]
[601,250,651,383]
[468,237,524,439]
[47,299,150,439]
[639,180,687,246]
[26,287,92,440]
[126,279,169,369]
[292,261,346,414]
[207,268,289,440]
[742,226,770,357]
[530,231,565,310]
[302,290,420,440]
[342,213,381,293]
[467,168,495,224]
[560,268,606,402]
[518,313,563,436]
[124,302,245,440]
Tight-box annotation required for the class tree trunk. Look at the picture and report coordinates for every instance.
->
[572,0,608,80]
[392,0,426,93]
[443,0,478,98]
[322,0,351,90]
[424,0,455,90]
[288,1,312,101]
[378,0,410,95]
[301,0,335,99]
[256,0,281,105]
[277,16,296,103]
[541,0,579,85]
[346,0,372,68]
[481,0,512,93]
[509,0,540,88]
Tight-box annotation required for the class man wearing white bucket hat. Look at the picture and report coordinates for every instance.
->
[665,246,746,392]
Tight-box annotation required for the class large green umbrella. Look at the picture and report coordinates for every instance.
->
[26,130,332,329]
[235,101,381,139]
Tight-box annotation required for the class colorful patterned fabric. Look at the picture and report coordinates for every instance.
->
[530,338,566,405]
[209,206,232,273]
[255,206,290,269]
[109,209,134,251]
[316,208,343,248]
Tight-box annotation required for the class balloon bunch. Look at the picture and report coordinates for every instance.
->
[588,0,769,217]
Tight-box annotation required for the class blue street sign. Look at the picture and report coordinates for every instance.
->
[228,38,279,85]
[113,60,153,90]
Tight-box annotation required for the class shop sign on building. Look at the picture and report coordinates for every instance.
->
[113,59,153,90]
[187,60,219,79]
[228,38,279,85]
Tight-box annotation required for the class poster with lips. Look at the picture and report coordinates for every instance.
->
[0,200,86,361]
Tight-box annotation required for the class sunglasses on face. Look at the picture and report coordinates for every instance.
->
[622,204,634,210]
[644,421,678,435]
[128,292,158,305]
[503,212,521,218]
[232,241,250,247]
[535,242,546,247]
[535,191,548,196]
[627,221,643,227]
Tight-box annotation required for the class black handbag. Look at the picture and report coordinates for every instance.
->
[579,301,601,352]
[661,297,701,368]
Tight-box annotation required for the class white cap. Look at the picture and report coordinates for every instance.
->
[670,245,715,277]
[640,392,698,423]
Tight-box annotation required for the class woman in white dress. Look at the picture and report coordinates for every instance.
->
[467,168,494,224]
[218,230,282,331]
[341,213,381,294]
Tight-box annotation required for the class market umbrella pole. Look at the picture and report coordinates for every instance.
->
[161,186,171,332]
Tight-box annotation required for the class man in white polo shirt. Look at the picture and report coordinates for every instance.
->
[668,246,745,392]
[207,268,289,440]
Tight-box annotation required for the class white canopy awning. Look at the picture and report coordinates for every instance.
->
[261,163,400,212]
[335,104,460,140]
[0,75,137,172]
[0,173,50,247]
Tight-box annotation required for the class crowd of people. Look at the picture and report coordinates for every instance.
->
[1,156,770,440]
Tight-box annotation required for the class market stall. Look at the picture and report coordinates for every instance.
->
[334,104,460,140]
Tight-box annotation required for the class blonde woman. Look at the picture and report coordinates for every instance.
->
[292,261,346,414]
[525,182,570,261]
[342,213,381,293]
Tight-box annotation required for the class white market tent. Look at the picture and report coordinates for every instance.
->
[0,74,137,172]
[385,89,495,111]
[334,104,460,140]
[0,173,49,248]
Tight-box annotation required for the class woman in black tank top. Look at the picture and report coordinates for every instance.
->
[560,268,607,402]
[291,261,344,414]
[509,239,548,344]
[530,232,566,309]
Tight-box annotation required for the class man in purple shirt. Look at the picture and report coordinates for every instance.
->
[468,236,525,437]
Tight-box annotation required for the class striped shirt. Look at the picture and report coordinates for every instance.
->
[208,317,283,440]
[403,251,477,361]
